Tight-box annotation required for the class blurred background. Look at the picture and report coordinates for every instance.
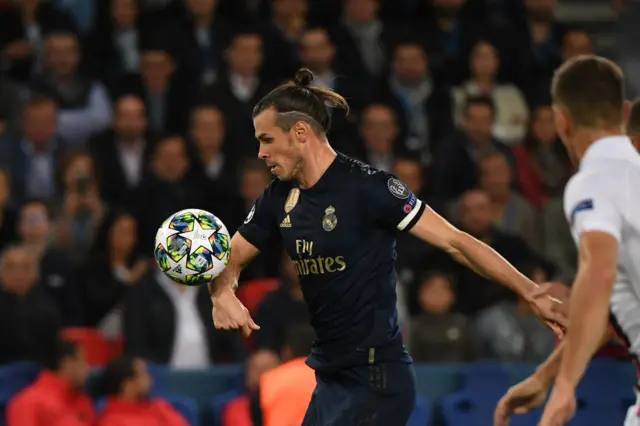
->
[0,0,636,425]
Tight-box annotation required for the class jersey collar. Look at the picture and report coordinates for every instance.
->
[580,135,636,170]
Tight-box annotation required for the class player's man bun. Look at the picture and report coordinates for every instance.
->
[294,68,314,87]
[253,68,349,135]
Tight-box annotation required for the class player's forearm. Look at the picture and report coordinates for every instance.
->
[450,232,537,297]
[555,271,612,389]
[208,232,260,297]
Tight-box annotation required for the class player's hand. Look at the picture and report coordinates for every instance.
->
[212,288,260,336]
[527,283,569,338]
[538,383,577,426]
[494,375,549,426]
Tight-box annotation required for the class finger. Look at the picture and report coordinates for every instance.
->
[513,406,529,415]
[248,316,261,330]
[241,323,253,337]
[493,400,509,426]
[531,284,552,298]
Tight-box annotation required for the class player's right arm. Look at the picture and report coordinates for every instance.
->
[209,184,280,335]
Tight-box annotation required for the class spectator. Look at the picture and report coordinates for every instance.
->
[0,0,78,85]
[540,197,577,283]
[223,349,281,426]
[415,0,489,84]
[477,152,539,251]
[18,199,82,325]
[31,32,112,146]
[0,97,66,205]
[379,42,453,163]
[254,324,317,426]
[97,356,188,426]
[298,27,363,135]
[0,77,24,135]
[452,40,529,144]
[204,29,270,160]
[261,0,309,81]
[7,339,94,426]
[121,37,192,136]
[513,0,565,106]
[0,168,18,251]
[237,158,281,280]
[79,211,149,334]
[475,288,555,362]
[179,0,228,87]
[426,189,553,316]
[409,272,476,363]
[129,136,204,248]
[513,105,572,208]
[123,264,245,368]
[54,150,107,259]
[87,0,154,94]
[254,254,309,354]
[0,244,61,365]
[429,95,514,202]
[356,103,399,172]
[562,28,594,62]
[89,94,155,206]
[329,0,390,87]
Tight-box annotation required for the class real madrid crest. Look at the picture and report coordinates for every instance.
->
[322,206,337,232]
[284,188,300,213]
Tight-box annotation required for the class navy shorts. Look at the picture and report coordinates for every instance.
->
[301,362,416,426]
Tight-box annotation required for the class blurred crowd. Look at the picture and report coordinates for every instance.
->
[0,0,632,424]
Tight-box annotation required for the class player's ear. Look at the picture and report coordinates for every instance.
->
[292,121,308,143]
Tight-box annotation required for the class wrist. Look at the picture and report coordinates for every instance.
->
[553,376,577,393]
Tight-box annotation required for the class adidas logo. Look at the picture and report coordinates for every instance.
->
[172,265,183,274]
[280,215,292,228]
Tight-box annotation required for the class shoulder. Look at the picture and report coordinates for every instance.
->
[263,178,295,199]
[8,384,40,409]
[334,153,401,189]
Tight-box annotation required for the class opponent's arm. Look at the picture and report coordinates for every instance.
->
[208,232,260,297]
[554,231,618,390]
[409,206,537,297]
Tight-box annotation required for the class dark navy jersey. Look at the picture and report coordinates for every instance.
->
[238,153,426,370]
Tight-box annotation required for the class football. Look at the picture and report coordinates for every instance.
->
[154,209,231,286]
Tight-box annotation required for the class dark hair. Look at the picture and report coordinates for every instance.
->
[44,339,79,371]
[252,68,349,136]
[227,27,262,49]
[90,208,137,256]
[552,55,624,128]
[523,105,572,168]
[283,323,316,358]
[25,95,56,110]
[100,356,137,396]
[463,94,496,116]
[628,98,640,137]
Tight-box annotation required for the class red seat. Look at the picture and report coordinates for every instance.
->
[236,279,280,315]
[62,328,122,367]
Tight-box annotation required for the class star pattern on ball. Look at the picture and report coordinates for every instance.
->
[179,219,216,253]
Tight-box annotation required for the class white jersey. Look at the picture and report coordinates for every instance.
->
[564,135,640,359]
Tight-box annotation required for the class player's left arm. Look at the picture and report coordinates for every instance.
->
[409,206,538,297]
[371,174,537,298]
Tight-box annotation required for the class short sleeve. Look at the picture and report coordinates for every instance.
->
[237,186,279,250]
[369,174,426,232]
[564,175,623,242]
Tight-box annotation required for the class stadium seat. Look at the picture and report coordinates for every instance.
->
[62,328,122,367]
[577,359,634,405]
[163,394,200,426]
[459,361,510,392]
[236,278,280,314]
[407,396,432,426]
[567,399,627,426]
[211,390,243,426]
[441,390,501,426]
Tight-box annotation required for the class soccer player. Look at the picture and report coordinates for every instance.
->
[494,55,640,426]
[209,68,565,426]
